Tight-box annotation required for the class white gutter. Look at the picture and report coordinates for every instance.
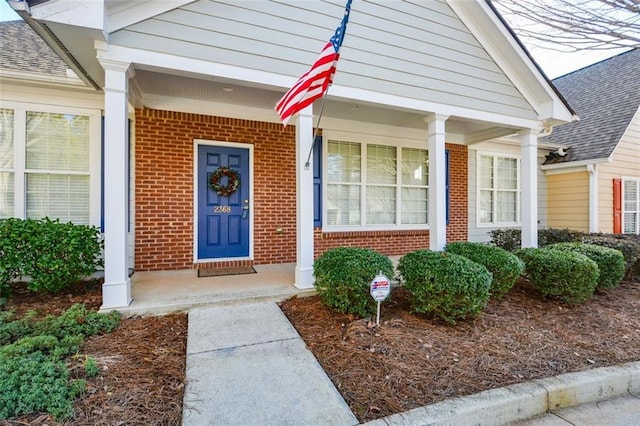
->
[8,0,102,91]
[540,157,611,171]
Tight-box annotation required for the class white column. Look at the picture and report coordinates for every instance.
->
[587,164,599,233]
[100,60,132,308]
[520,128,539,248]
[294,107,315,289]
[426,113,449,251]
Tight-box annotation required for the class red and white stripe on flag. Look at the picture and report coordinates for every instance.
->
[275,42,339,126]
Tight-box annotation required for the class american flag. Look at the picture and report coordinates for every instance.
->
[275,0,353,126]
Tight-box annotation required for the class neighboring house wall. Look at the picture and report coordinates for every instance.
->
[547,171,589,232]
[109,0,537,121]
[597,107,640,234]
[467,143,548,243]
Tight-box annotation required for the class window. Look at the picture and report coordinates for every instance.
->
[0,104,99,225]
[623,178,640,234]
[326,140,428,229]
[0,109,14,219]
[478,153,520,225]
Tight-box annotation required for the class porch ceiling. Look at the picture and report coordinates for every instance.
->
[132,68,518,143]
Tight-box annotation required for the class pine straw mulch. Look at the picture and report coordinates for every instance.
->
[2,280,187,426]
[280,279,640,423]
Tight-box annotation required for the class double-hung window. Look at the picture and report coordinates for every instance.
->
[325,140,428,229]
[623,178,640,234]
[0,104,99,225]
[478,153,520,226]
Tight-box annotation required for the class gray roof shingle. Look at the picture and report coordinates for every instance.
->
[543,48,640,165]
[0,20,68,77]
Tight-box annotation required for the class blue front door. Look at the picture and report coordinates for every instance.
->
[197,145,250,259]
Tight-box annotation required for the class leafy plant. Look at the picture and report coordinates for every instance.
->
[579,234,640,281]
[0,218,103,299]
[445,242,524,297]
[0,304,120,421]
[548,242,625,289]
[517,248,599,304]
[397,250,492,325]
[313,247,394,317]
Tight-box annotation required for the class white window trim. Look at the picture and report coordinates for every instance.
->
[476,151,521,228]
[322,137,430,232]
[0,101,102,227]
[622,177,640,235]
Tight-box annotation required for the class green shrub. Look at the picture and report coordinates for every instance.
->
[489,227,585,252]
[397,250,492,325]
[548,242,625,289]
[539,228,586,247]
[0,305,120,421]
[0,352,85,420]
[313,247,394,317]
[445,242,524,297]
[488,228,522,252]
[0,218,103,298]
[579,234,640,281]
[517,248,599,304]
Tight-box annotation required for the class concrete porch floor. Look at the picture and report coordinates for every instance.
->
[108,263,315,316]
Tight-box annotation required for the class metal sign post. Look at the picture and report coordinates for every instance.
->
[370,271,391,325]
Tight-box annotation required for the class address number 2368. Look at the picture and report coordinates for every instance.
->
[214,206,231,213]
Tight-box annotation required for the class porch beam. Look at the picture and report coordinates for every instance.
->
[426,113,449,251]
[294,107,315,289]
[100,59,132,309]
[520,128,539,248]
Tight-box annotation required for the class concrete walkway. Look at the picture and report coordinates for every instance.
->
[182,303,358,426]
[183,301,640,426]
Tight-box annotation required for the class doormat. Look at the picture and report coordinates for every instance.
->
[197,266,257,277]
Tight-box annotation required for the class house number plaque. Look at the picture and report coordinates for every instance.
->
[214,206,231,213]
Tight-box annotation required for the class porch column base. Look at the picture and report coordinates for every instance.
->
[294,267,315,289]
[101,279,132,310]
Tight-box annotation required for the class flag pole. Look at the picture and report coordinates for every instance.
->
[304,92,330,170]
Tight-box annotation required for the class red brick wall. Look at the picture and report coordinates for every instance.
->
[134,109,468,271]
[135,109,297,271]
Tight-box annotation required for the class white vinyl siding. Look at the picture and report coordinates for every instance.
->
[326,140,428,230]
[623,178,640,234]
[109,0,537,120]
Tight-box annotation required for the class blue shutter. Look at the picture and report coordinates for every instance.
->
[313,135,322,227]
[446,150,450,225]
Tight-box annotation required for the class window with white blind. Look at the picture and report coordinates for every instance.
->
[0,104,99,225]
[478,153,520,226]
[326,140,428,229]
[0,108,15,219]
[623,178,640,234]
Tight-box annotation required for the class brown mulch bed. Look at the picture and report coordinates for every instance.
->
[280,279,640,422]
[2,280,187,426]
[3,278,639,424]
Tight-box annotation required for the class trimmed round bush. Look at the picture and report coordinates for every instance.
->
[517,248,599,304]
[579,234,640,281]
[445,242,524,297]
[397,250,492,325]
[313,247,394,317]
[548,242,625,289]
